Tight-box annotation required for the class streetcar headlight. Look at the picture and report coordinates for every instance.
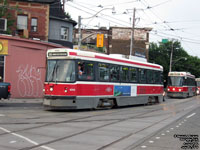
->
[50,87,54,91]
[197,90,199,94]
[173,88,175,91]
[167,88,170,91]
[179,89,182,92]
[43,89,45,92]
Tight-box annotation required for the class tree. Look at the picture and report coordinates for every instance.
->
[149,40,200,84]
[0,0,15,34]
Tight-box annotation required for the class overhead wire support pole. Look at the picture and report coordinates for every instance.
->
[78,16,81,49]
[130,8,136,59]
[169,40,174,72]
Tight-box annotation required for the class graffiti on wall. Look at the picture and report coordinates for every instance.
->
[16,64,43,97]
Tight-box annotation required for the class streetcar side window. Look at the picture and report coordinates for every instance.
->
[110,65,120,82]
[129,67,138,82]
[139,69,146,83]
[98,63,109,81]
[77,61,94,81]
[147,70,154,84]
[120,66,129,82]
[154,71,161,84]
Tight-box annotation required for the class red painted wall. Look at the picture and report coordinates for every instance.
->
[1,35,63,98]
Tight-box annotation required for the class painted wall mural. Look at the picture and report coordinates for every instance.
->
[16,64,43,97]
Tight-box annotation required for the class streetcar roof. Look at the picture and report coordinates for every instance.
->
[47,48,163,71]
[168,71,195,78]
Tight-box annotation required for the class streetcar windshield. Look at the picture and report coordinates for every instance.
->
[197,81,200,86]
[168,76,184,86]
[46,60,75,82]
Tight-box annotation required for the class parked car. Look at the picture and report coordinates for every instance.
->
[0,77,11,99]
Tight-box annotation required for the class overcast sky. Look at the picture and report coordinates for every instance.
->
[65,0,200,57]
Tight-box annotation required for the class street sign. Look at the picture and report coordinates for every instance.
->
[162,39,168,43]
[96,34,104,47]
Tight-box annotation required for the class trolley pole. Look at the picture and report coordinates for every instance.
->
[129,8,136,58]
[78,16,81,49]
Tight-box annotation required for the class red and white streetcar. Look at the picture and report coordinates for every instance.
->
[43,48,164,109]
[167,72,196,98]
[195,78,200,95]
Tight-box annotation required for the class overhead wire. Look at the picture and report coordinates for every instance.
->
[67,1,132,27]
[66,2,131,27]
[139,0,200,56]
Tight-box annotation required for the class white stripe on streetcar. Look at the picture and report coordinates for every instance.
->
[0,127,55,150]
[186,113,196,119]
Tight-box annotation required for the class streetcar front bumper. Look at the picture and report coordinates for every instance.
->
[43,96,77,110]
[167,92,187,98]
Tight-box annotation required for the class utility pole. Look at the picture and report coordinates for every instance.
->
[129,8,136,58]
[78,16,81,49]
[169,41,174,72]
[62,0,66,12]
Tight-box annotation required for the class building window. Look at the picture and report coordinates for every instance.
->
[61,27,69,40]
[31,18,38,32]
[17,15,28,30]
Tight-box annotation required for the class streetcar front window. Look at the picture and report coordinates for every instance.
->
[168,76,183,86]
[46,60,75,82]
[197,82,200,87]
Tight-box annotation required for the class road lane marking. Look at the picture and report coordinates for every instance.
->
[0,114,5,117]
[161,133,165,136]
[166,130,170,133]
[176,125,179,128]
[0,127,55,150]
[155,137,160,139]
[10,141,16,144]
[170,128,174,130]
[186,113,196,119]
[141,145,147,148]
[149,141,154,143]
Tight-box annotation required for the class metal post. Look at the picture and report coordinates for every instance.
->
[169,41,173,72]
[129,8,136,59]
[78,16,81,49]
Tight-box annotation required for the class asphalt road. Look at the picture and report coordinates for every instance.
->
[0,96,199,150]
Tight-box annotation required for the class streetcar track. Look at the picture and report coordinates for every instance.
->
[17,98,200,150]
[0,97,198,150]
[0,97,196,136]
[96,115,172,150]
[0,106,155,136]
[19,108,162,150]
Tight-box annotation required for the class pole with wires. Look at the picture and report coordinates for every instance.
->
[78,16,82,49]
[129,8,136,59]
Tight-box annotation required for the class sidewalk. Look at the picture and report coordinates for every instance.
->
[0,98,43,103]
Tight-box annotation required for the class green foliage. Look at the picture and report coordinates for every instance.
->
[64,12,72,20]
[0,0,15,34]
[149,40,200,83]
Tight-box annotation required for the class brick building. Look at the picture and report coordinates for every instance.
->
[1,0,76,47]
[7,0,54,41]
[109,27,152,60]
[74,27,152,59]
[73,28,109,53]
